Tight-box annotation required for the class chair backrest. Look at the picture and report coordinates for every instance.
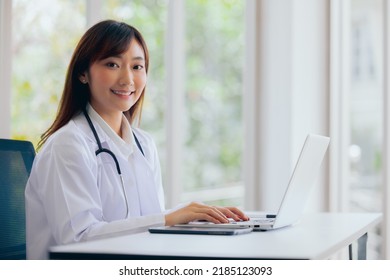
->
[0,139,35,260]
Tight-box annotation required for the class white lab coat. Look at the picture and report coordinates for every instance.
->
[25,107,166,259]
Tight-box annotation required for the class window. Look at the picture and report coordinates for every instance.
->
[183,0,244,205]
[332,0,384,259]
[11,0,85,144]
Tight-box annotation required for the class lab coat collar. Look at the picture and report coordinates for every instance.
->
[86,104,134,158]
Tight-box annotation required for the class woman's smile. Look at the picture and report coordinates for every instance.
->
[110,89,135,96]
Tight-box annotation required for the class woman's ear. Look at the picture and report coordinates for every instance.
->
[79,73,88,84]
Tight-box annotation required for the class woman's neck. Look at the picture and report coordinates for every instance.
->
[100,112,123,138]
[88,104,123,137]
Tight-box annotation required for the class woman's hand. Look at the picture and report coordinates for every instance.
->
[164,202,249,226]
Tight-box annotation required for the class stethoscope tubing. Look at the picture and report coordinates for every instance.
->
[83,109,130,219]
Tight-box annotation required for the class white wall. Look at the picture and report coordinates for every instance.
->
[244,0,330,212]
[291,0,330,212]
[245,0,292,212]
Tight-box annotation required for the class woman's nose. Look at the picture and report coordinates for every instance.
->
[119,68,134,86]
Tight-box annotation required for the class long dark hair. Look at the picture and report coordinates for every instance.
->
[38,20,149,150]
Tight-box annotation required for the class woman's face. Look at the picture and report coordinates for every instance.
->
[81,39,147,120]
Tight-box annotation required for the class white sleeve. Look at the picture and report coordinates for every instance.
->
[35,132,165,245]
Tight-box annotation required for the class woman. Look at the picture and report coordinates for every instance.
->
[25,20,248,259]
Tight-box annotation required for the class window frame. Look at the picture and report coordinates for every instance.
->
[0,0,12,138]
[383,0,390,260]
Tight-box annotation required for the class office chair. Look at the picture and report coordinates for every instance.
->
[0,139,35,259]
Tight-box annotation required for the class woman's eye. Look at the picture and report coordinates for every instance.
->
[133,65,144,70]
[106,62,119,68]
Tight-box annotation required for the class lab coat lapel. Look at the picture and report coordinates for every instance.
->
[130,150,162,215]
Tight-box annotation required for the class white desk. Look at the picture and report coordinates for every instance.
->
[49,213,382,260]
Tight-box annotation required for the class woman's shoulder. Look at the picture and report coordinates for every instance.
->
[39,118,93,155]
[31,118,98,179]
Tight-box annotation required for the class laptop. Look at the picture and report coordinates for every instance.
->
[175,133,330,231]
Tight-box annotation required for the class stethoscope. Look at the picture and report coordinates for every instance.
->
[83,109,144,219]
